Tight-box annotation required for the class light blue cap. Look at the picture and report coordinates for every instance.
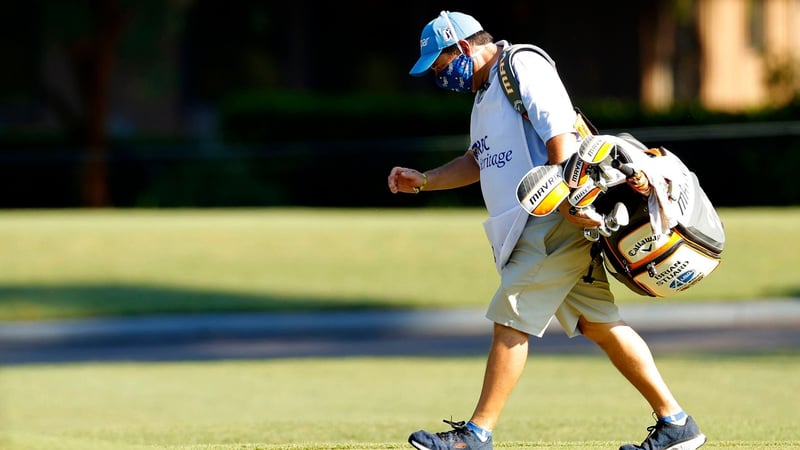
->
[409,11,483,76]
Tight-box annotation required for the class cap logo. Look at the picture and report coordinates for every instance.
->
[420,36,430,48]
[438,11,462,51]
[442,27,455,42]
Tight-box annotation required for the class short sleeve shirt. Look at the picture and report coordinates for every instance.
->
[470,40,577,217]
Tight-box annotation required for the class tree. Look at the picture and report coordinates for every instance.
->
[39,0,126,206]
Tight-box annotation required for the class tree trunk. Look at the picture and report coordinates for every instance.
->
[71,0,124,207]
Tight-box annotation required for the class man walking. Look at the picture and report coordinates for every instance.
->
[387,11,707,450]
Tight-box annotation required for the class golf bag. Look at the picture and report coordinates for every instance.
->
[501,44,726,297]
[588,135,726,297]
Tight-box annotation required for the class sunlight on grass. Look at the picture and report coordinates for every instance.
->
[0,207,797,320]
[0,355,798,449]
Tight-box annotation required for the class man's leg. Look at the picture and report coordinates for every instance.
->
[407,323,528,449]
[469,322,530,430]
[578,317,681,417]
[579,318,707,450]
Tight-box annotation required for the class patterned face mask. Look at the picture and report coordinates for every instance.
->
[435,52,474,93]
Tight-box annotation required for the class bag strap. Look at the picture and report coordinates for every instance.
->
[498,44,555,118]
[497,43,598,137]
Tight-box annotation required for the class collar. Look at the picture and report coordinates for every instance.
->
[478,40,508,92]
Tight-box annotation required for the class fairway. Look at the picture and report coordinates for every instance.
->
[0,207,798,321]
[1,207,799,449]
[1,355,798,449]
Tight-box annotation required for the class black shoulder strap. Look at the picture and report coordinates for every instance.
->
[497,44,556,118]
[497,43,599,136]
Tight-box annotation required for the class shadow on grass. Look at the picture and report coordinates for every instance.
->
[2,285,798,364]
[0,283,396,321]
[0,284,496,364]
[769,286,800,299]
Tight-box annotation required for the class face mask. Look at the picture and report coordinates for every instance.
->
[435,52,474,93]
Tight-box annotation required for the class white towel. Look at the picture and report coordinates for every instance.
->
[610,136,681,235]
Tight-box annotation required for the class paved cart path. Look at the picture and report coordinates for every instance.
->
[1,299,799,364]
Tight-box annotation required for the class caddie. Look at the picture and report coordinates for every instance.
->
[386,10,707,450]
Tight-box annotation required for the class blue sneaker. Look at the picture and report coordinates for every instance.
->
[408,419,493,450]
[620,416,707,450]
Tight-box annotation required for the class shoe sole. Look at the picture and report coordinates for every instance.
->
[408,440,432,450]
[411,435,704,450]
[666,433,707,450]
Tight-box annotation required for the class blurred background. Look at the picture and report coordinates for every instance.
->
[1,0,798,210]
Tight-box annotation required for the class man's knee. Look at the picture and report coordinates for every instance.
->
[577,316,626,343]
[493,322,529,345]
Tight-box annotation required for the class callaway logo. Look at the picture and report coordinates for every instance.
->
[628,235,661,257]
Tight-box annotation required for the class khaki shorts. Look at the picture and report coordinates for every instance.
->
[486,214,620,338]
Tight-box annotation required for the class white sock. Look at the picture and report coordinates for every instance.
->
[661,411,688,425]
[466,421,491,442]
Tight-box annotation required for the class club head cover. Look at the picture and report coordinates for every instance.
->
[578,135,615,164]
[563,152,590,188]
[607,201,630,229]
[568,180,604,208]
[517,165,570,216]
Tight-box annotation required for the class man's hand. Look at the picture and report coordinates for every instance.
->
[558,201,603,228]
[388,167,426,194]
[626,171,652,195]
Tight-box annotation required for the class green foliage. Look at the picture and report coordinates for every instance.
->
[2,100,798,208]
[575,97,800,129]
[219,89,474,142]
[217,89,800,143]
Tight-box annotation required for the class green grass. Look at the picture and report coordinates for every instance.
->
[1,354,798,449]
[0,207,798,320]
[1,207,798,449]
